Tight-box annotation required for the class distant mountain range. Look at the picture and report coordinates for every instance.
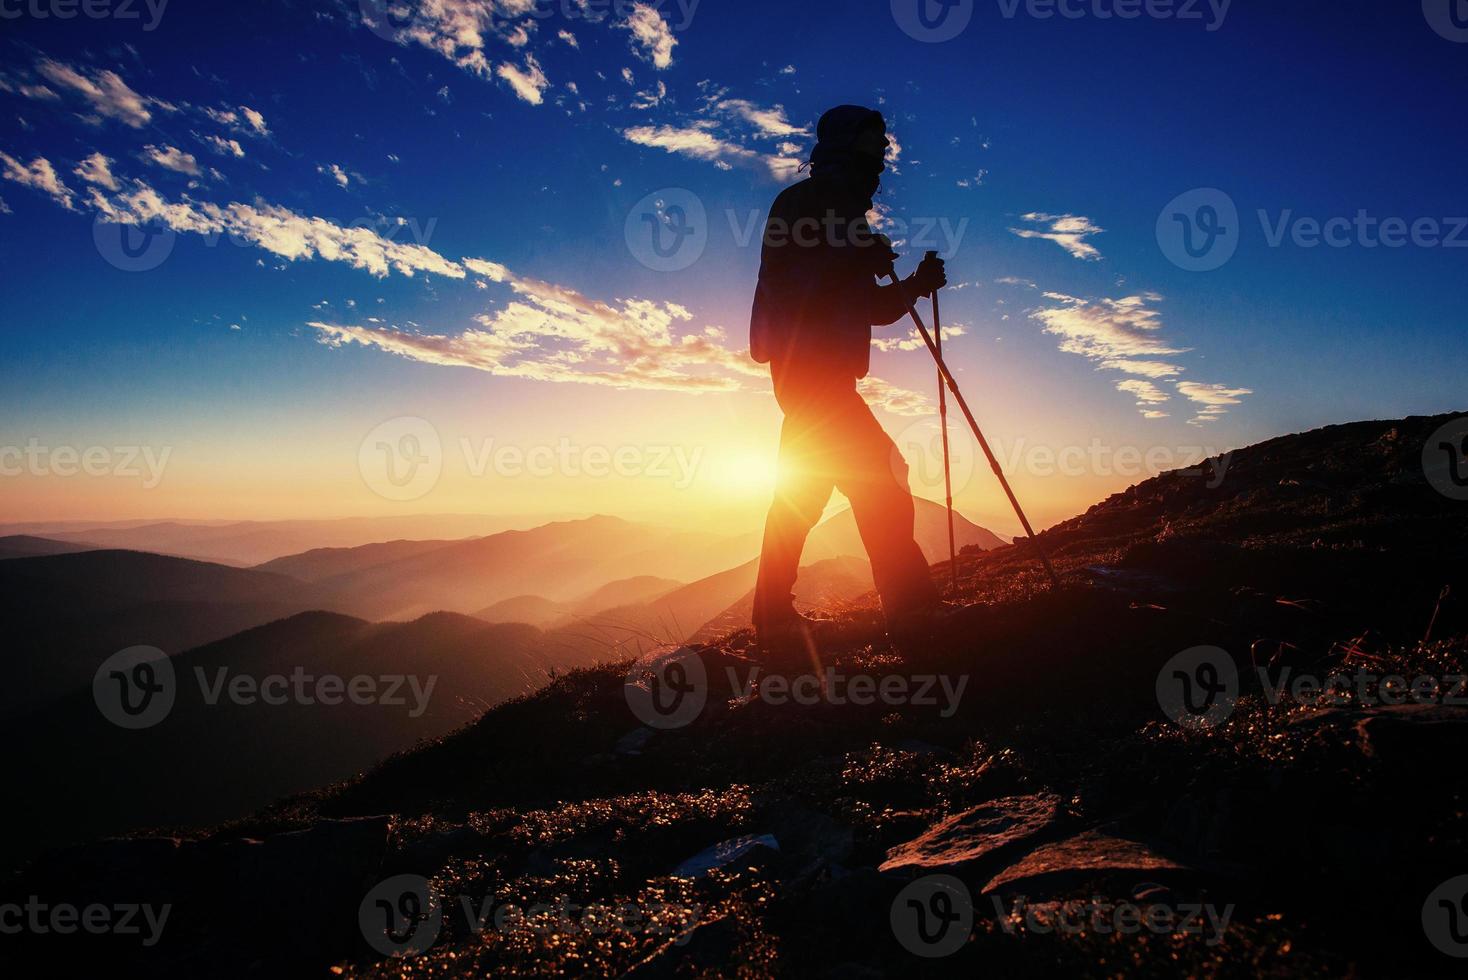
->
[0,550,337,719]
[0,504,1003,722]
[0,513,577,566]
[4,609,593,865]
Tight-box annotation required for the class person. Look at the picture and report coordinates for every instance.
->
[749,104,948,649]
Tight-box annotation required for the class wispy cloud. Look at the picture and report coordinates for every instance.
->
[1031,290,1251,420]
[713,99,808,139]
[86,176,465,279]
[313,259,929,414]
[0,151,76,210]
[318,162,352,188]
[1177,381,1253,425]
[623,122,800,180]
[203,105,270,137]
[1031,291,1185,363]
[1010,212,1104,261]
[74,152,120,191]
[1115,375,1174,404]
[1098,358,1182,379]
[497,53,550,104]
[197,133,245,158]
[621,2,677,69]
[35,59,164,129]
[141,144,202,176]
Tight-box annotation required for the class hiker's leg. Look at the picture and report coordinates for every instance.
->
[757,375,839,619]
[829,389,940,620]
[754,401,836,626]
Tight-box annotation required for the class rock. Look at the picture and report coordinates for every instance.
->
[1354,704,1468,763]
[672,833,780,878]
[878,793,1062,875]
[982,830,1192,896]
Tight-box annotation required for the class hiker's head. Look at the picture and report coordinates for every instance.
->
[810,105,888,198]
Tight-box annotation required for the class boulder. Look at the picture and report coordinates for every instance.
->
[672,834,780,878]
[982,830,1192,896]
[879,793,1062,875]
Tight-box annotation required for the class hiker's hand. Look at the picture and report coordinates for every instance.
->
[911,253,947,297]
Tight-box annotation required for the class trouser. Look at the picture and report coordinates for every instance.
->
[753,365,939,626]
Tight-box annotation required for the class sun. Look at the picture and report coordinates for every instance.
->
[705,450,782,498]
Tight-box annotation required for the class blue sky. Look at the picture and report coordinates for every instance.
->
[0,0,1464,529]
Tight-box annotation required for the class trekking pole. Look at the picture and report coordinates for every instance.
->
[886,260,1062,591]
[932,275,960,596]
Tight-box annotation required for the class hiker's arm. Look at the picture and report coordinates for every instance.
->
[868,276,926,326]
[868,254,947,326]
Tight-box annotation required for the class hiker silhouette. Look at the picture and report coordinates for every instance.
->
[750,105,947,644]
